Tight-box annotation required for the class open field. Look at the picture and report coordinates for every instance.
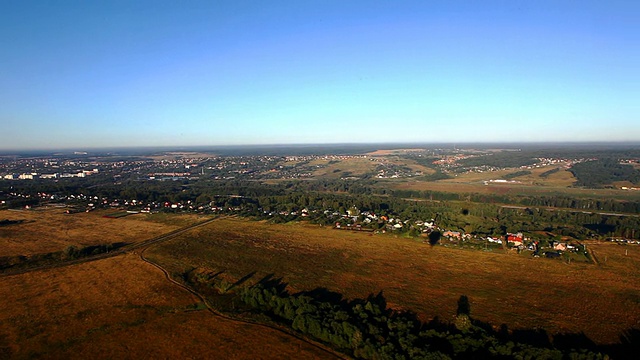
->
[0,253,337,359]
[433,165,577,187]
[0,209,177,257]
[148,218,640,345]
[305,156,435,179]
[2,211,639,357]
[0,208,205,257]
[389,179,640,200]
[384,162,640,200]
[515,166,577,186]
[312,157,379,178]
[446,165,577,187]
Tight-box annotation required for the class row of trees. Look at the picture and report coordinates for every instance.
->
[4,177,640,239]
[239,283,606,359]
[0,242,125,272]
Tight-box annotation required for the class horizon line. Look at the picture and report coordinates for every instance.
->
[2,140,640,155]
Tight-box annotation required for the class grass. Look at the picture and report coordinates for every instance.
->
[3,212,638,357]
[383,163,640,201]
[147,218,640,345]
[312,157,378,178]
[302,155,437,180]
[102,211,133,218]
[389,178,640,200]
[0,208,183,257]
[0,253,336,359]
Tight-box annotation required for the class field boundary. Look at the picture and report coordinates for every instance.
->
[139,242,347,359]
[0,216,221,277]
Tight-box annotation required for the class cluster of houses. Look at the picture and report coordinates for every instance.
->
[2,169,99,180]
[607,238,640,245]
[2,189,602,261]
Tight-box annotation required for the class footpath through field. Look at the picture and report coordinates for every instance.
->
[138,240,346,359]
[0,216,221,277]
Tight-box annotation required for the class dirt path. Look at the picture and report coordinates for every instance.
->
[1,216,220,277]
[138,242,347,360]
[0,216,346,359]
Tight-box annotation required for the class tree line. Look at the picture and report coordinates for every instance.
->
[239,281,607,359]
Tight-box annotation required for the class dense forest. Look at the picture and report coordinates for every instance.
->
[570,159,640,187]
[456,152,538,168]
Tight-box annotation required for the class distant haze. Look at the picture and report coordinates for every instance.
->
[1,1,638,150]
[2,142,640,158]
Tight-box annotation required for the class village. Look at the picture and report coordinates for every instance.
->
[2,149,639,265]
[2,183,601,265]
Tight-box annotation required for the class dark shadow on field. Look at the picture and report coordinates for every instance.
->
[602,328,640,360]
[511,328,552,348]
[0,219,28,226]
[79,242,128,256]
[428,230,441,246]
[553,331,597,352]
[584,223,616,235]
[240,278,640,358]
[297,287,344,304]
[229,270,256,291]
[0,242,130,272]
[210,270,225,278]
[256,273,289,294]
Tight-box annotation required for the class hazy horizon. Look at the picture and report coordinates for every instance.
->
[3,141,640,158]
[2,1,638,150]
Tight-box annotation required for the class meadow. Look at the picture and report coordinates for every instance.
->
[0,211,339,359]
[1,189,639,357]
[0,254,335,359]
[147,218,640,345]
[0,208,187,257]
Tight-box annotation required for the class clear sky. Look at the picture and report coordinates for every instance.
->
[1,1,638,150]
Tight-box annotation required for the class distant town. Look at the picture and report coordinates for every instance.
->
[3,146,640,266]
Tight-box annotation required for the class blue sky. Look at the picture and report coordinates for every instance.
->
[1,1,638,150]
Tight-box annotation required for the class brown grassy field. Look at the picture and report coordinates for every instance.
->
[0,208,204,257]
[309,156,435,179]
[148,218,640,345]
[464,165,576,187]
[386,163,640,200]
[3,213,638,357]
[312,157,378,178]
[0,253,337,359]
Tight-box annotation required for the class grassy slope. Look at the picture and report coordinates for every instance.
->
[148,218,640,344]
[0,253,336,359]
[386,163,640,200]
[0,209,208,257]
